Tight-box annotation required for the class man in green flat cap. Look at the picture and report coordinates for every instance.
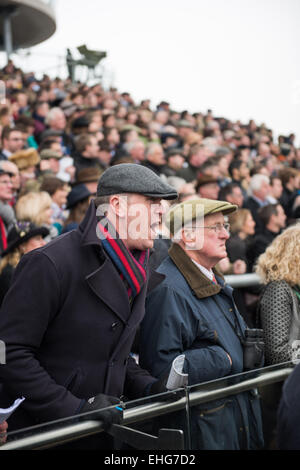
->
[139,197,264,450]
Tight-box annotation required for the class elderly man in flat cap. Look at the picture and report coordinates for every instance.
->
[139,197,264,450]
[0,164,177,449]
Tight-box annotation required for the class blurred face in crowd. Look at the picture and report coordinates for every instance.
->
[254,180,270,201]
[197,182,219,200]
[290,175,300,191]
[40,203,53,225]
[227,186,244,207]
[273,205,286,229]
[270,178,283,200]
[168,154,185,170]
[20,167,37,186]
[219,156,230,174]
[49,110,66,131]
[36,102,50,117]
[239,162,250,180]
[116,106,127,119]
[4,130,24,153]
[52,185,69,208]
[0,173,13,202]
[258,143,271,157]
[84,136,99,158]
[50,141,64,157]
[85,181,98,195]
[179,182,196,197]
[205,165,220,180]
[106,128,120,145]
[147,145,165,166]
[189,148,207,167]
[0,161,20,192]
[243,213,256,236]
[17,92,28,108]
[154,110,169,125]
[104,114,116,128]
[130,141,145,162]
[238,148,251,163]
[48,158,60,175]
[264,156,277,176]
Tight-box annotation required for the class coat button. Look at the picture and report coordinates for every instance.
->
[111,322,118,330]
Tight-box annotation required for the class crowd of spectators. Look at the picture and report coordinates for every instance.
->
[0,60,299,321]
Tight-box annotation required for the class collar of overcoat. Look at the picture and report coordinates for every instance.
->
[168,242,225,299]
[77,201,164,325]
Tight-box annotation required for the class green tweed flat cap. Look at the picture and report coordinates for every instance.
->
[166,197,237,235]
[97,163,178,200]
[40,149,62,160]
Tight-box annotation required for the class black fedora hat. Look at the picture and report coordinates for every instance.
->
[2,221,49,257]
[67,183,92,209]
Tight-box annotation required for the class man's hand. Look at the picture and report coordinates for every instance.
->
[218,257,231,273]
[233,259,247,274]
[147,375,185,402]
[80,393,123,431]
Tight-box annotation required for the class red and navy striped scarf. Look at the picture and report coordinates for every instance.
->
[97,217,149,303]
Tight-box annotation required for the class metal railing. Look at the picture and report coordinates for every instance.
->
[1,363,294,450]
[224,272,261,288]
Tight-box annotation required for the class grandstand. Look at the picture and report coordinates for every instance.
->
[0,0,56,59]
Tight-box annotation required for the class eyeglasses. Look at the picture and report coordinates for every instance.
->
[194,223,230,233]
[0,180,13,186]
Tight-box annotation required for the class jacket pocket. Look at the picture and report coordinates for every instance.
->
[198,401,228,417]
[192,399,240,450]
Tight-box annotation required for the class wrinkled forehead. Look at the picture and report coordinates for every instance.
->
[203,212,225,225]
[126,193,162,205]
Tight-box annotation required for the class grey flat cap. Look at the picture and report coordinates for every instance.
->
[97,163,178,200]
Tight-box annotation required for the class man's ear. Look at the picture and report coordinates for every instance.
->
[181,228,196,249]
[109,194,127,219]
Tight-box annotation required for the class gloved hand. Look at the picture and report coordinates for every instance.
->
[147,376,185,402]
[80,393,123,431]
[148,376,169,396]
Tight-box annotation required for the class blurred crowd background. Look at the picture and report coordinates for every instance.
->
[0,58,299,326]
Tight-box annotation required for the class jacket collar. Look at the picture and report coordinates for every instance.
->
[168,243,225,299]
[77,201,129,321]
[77,200,165,321]
[78,200,102,247]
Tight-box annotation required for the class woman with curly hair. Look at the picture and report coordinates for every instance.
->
[256,223,300,365]
[255,223,300,448]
